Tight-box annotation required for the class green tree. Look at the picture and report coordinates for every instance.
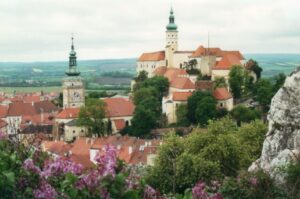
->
[214,77,227,89]
[135,70,148,82]
[140,76,169,100]
[133,87,158,106]
[176,104,189,126]
[230,105,261,126]
[246,59,263,79]
[129,105,157,137]
[77,98,107,137]
[195,96,217,126]
[229,65,244,99]
[272,73,286,93]
[253,79,273,110]
[187,91,211,123]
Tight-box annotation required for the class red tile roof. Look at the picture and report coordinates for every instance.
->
[164,68,188,82]
[153,66,167,76]
[138,51,165,61]
[23,95,41,103]
[170,77,195,90]
[7,101,58,117]
[0,119,7,128]
[56,108,80,119]
[213,53,243,70]
[195,81,214,91]
[173,92,193,101]
[191,46,222,57]
[103,98,135,118]
[113,119,126,130]
[213,88,233,100]
[0,106,8,118]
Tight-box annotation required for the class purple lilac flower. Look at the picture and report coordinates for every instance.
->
[94,145,117,177]
[209,193,223,199]
[249,177,258,186]
[41,157,83,178]
[143,185,157,199]
[0,131,6,140]
[210,180,221,191]
[81,170,101,190]
[33,181,57,199]
[23,159,41,174]
[192,182,208,199]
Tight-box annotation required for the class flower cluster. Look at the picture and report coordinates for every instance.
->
[0,131,6,140]
[33,181,57,199]
[94,145,117,177]
[192,181,223,199]
[143,185,157,199]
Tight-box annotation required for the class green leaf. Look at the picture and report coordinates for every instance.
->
[3,171,15,185]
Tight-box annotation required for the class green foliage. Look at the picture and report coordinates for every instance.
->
[101,71,134,78]
[253,79,273,110]
[230,105,262,126]
[133,87,158,106]
[77,98,107,137]
[285,160,300,199]
[272,73,286,93]
[221,170,286,199]
[229,65,245,99]
[246,59,263,79]
[134,70,148,83]
[176,104,190,126]
[214,77,227,89]
[87,91,111,98]
[187,91,212,124]
[195,96,217,126]
[140,76,169,100]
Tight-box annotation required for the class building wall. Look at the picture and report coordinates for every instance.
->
[211,69,230,81]
[64,125,87,142]
[169,87,195,94]
[173,52,193,69]
[136,60,165,77]
[216,98,234,111]
[199,56,217,76]
[162,97,186,124]
[5,116,21,135]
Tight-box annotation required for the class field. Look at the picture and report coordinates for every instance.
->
[0,86,61,94]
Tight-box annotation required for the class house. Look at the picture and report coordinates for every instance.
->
[213,87,234,111]
[42,135,162,168]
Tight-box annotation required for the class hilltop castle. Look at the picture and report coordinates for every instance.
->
[136,8,249,124]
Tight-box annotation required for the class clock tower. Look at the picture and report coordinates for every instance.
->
[62,36,85,108]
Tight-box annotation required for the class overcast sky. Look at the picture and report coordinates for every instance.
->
[0,0,300,62]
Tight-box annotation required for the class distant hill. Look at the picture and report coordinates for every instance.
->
[0,54,299,85]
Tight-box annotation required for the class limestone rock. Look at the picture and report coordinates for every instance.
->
[249,68,300,183]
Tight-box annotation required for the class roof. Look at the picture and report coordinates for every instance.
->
[213,88,233,100]
[23,95,41,103]
[213,52,243,70]
[103,98,135,118]
[113,119,126,130]
[173,92,193,101]
[65,119,78,127]
[138,51,165,62]
[153,66,167,76]
[195,81,214,91]
[56,108,80,119]
[0,119,7,128]
[42,140,73,156]
[0,106,8,118]
[191,46,222,58]
[170,77,195,90]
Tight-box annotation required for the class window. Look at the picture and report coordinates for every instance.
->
[73,130,76,134]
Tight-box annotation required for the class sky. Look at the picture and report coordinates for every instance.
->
[0,0,300,62]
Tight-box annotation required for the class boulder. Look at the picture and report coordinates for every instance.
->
[249,68,300,184]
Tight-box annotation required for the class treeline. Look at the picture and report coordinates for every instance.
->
[100,71,134,78]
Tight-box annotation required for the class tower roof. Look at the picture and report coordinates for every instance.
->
[166,7,178,31]
[66,35,80,76]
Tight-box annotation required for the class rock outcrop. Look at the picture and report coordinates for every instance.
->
[249,68,300,183]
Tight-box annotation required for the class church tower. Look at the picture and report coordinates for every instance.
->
[165,7,178,68]
[62,36,85,109]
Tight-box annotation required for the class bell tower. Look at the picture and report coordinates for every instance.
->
[165,8,178,68]
[62,36,85,109]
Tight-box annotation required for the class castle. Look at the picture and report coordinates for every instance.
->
[137,8,248,124]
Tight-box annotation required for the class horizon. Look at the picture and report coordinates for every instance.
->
[1,0,300,62]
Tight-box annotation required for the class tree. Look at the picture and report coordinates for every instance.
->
[195,96,217,126]
[230,105,261,126]
[129,105,157,137]
[140,76,169,100]
[77,98,107,137]
[272,73,286,93]
[229,65,245,99]
[214,77,227,89]
[176,104,189,126]
[246,59,263,79]
[253,79,273,111]
[133,87,158,106]
[187,91,211,123]
[135,70,148,82]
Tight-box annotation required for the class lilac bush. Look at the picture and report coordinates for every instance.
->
[191,181,223,199]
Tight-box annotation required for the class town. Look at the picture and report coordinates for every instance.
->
[0,3,299,199]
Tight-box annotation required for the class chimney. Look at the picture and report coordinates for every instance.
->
[128,146,133,154]
[31,101,34,106]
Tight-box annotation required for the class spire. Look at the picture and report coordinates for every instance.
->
[166,7,177,31]
[71,33,74,51]
[66,34,80,76]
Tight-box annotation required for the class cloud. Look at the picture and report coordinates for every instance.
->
[0,0,299,61]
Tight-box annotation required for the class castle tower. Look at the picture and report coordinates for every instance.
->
[62,36,85,108]
[165,7,178,67]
